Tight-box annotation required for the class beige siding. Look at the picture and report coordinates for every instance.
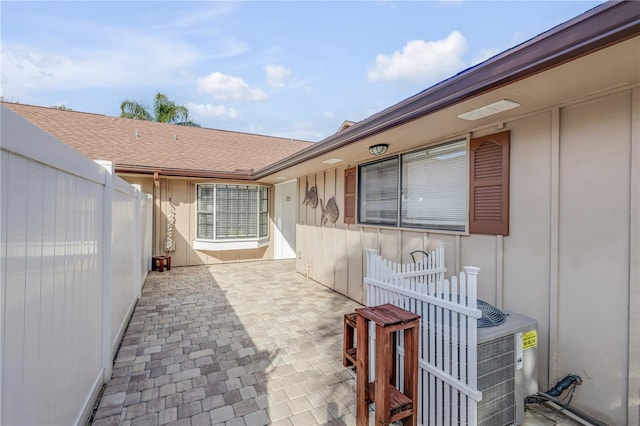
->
[346,227,364,302]
[294,89,637,424]
[334,165,349,296]
[556,91,631,425]
[171,180,190,266]
[296,177,305,275]
[319,171,335,287]
[503,112,553,389]
[459,235,498,302]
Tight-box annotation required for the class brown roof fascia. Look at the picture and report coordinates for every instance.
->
[116,165,254,180]
[253,1,640,179]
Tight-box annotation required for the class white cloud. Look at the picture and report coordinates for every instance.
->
[265,64,291,88]
[197,72,268,102]
[185,102,238,120]
[1,37,200,97]
[149,3,238,30]
[322,112,335,120]
[0,5,249,100]
[368,31,467,83]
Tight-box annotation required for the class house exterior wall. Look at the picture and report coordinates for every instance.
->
[121,176,274,266]
[294,88,639,425]
[556,92,632,424]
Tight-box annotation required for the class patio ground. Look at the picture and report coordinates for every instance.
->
[91,260,361,426]
[90,260,582,426]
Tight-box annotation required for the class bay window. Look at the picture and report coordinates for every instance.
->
[196,184,269,243]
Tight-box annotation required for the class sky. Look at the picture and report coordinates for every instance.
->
[1,1,605,142]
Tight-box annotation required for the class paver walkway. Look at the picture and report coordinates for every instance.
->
[91,260,361,426]
[91,260,582,426]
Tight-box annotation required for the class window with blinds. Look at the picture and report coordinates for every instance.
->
[197,185,215,239]
[196,184,268,241]
[401,140,467,231]
[357,139,467,231]
[358,157,399,225]
[259,186,268,238]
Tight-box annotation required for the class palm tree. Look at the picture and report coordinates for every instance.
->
[120,93,200,127]
[52,104,74,111]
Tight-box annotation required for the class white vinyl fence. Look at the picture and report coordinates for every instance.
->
[1,107,152,426]
[364,247,483,426]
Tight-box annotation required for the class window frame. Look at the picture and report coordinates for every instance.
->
[356,138,469,233]
[195,183,270,246]
[357,156,400,227]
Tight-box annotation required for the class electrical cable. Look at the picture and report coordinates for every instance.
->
[525,374,607,426]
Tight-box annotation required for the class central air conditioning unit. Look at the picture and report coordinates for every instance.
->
[476,311,538,426]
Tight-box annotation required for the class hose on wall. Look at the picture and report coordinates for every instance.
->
[164,199,176,253]
[525,374,607,426]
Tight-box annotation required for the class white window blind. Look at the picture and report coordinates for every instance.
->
[356,139,467,231]
[358,157,399,225]
[196,184,268,241]
[259,187,268,238]
[216,185,258,239]
[401,140,467,230]
[197,185,215,239]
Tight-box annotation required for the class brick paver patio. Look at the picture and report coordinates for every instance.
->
[90,259,581,426]
[91,260,362,426]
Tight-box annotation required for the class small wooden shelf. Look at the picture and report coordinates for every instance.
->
[345,347,357,366]
[152,256,171,272]
[367,382,413,423]
[355,304,420,426]
[343,313,358,367]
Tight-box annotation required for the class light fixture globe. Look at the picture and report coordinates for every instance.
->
[369,143,389,156]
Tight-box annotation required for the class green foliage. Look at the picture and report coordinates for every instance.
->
[52,104,74,111]
[120,93,200,127]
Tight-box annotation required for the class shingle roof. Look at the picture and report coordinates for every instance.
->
[2,102,313,178]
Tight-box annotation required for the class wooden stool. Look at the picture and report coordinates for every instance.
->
[152,256,171,272]
[356,304,420,426]
[343,313,357,367]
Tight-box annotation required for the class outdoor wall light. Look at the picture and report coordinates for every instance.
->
[369,143,389,156]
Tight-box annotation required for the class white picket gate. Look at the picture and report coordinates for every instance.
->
[364,247,483,426]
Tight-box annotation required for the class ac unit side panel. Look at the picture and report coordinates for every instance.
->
[476,311,538,426]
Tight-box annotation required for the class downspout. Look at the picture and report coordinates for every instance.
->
[153,169,160,256]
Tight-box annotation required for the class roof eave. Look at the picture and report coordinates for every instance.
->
[253,0,640,180]
[115,164,254,180]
